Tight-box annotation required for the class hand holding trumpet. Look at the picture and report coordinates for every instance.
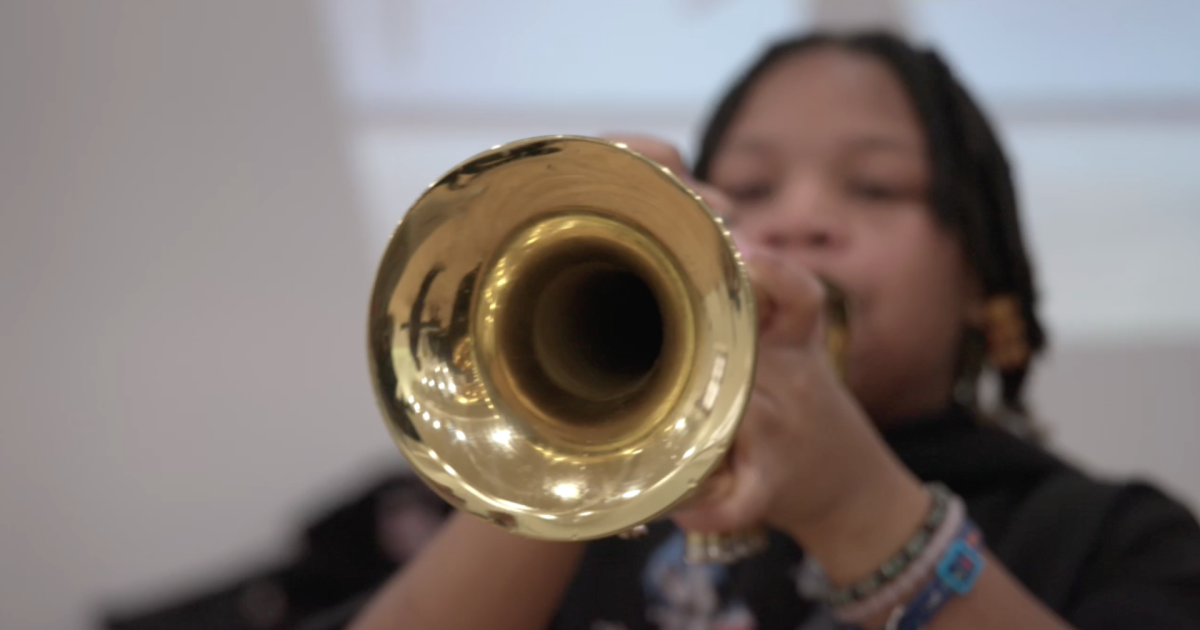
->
[605,135,931,584]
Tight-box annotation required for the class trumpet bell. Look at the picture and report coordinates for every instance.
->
[367,136,757,541]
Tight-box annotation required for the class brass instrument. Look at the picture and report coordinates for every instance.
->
[367,136,840,563]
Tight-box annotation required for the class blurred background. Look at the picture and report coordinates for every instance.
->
[1,0,1197,628]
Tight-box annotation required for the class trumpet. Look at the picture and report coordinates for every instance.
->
[367,136,846,563]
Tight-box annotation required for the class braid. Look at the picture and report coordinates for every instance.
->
[918,50,1046,435]
[693,31,1047,436]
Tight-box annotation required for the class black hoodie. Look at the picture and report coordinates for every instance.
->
[551,405,1200,630]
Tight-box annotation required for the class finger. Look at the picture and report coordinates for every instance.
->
[600,134,736,218]
[671,454,771,534]
[600,134,690,177]
[741,249,825,346]
[690,181,736,218]
[673,459,736,512]
[728,232,775,331]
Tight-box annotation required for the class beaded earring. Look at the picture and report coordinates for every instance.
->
[983,295,1030,372]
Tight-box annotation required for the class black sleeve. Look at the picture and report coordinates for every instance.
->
[1068,483,1200,630]
[548,524,673,630]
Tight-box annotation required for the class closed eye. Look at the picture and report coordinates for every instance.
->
[848,180,905,202]
[726,183,774,204]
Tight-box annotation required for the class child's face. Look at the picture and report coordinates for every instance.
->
[709,47,983,424]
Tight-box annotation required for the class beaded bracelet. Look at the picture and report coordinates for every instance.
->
[800,483,954,608]
[831,496,965,625]
[884,520,987,630]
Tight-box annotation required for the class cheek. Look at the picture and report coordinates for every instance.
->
[882,231,964,324]
[847,219,968,387]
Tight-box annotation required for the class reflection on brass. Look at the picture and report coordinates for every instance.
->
[367,136,848,563]
[686,528,769,564]
[618,525,650,540]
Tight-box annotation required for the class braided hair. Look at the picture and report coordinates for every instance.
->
[692,32,1046,434]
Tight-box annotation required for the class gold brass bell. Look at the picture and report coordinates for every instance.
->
[367,135,845,563]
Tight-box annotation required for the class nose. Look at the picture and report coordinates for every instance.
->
[738,175,846,255]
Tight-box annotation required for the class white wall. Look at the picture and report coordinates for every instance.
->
[323,0,1200,113]
[0,2,395,629]
[1034,342,1200,508]
[1,2,1197,630]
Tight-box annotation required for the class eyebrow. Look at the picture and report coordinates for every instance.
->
[720,133,922,159]
[717,137,773,158]
[844,135,922,158]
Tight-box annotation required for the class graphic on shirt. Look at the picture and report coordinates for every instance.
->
[641,530,757,630]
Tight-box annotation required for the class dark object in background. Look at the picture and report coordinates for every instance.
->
[101,472,451,630]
